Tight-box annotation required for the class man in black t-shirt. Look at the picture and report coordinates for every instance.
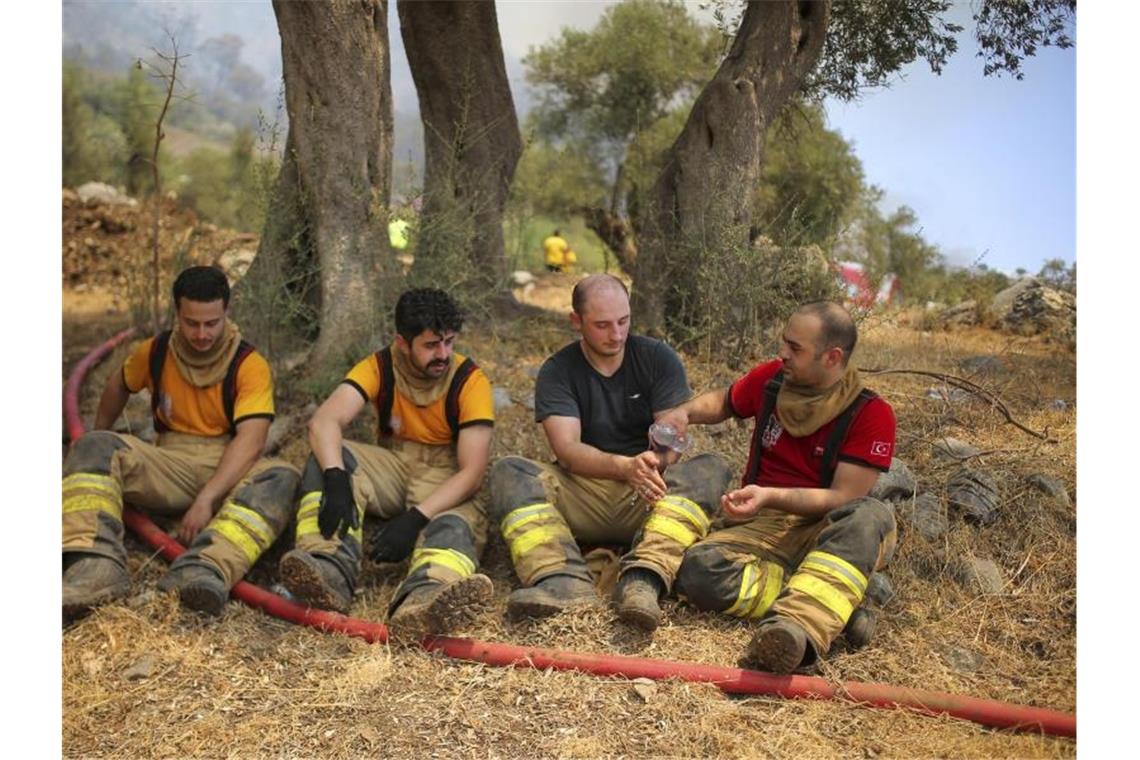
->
[489,275,731,632]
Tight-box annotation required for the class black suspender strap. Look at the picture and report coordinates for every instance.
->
[375,346,397,438]
[819,388,877,487]
[221,340,256,435]
[744,369,784,485]
[445,357,477,441]
[148,330,173,433]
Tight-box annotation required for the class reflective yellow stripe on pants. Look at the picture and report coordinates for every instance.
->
[643,494,709,548]
[500,502,565,567]
[209,500,276,564]
[786,550,868,623]
[62,472,123,519]
[295,491,363,543]
[725,559,785,619]
[408,547,475,578]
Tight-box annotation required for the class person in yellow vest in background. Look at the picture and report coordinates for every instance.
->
[389,216,411,251]
[543,229,577,273]
[62,266,300,620]
[278,288,496,639]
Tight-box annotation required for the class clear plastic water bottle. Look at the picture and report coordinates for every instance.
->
[648,422,690,473]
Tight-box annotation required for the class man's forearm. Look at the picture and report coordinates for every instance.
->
[196,432,264,509]
[308,415,346,470]
[93,371,131,431]
[759,486,852,518]
[554,440,629,481]
[416,465,487,519]
[683,389,733,425]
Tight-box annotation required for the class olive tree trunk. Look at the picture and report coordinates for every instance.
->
[398,0,521,300]
[631,0,831,336]
[241,0,393,371]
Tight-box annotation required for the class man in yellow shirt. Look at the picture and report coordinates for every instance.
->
[543,229,576,273]
[279,288,496,639]
[62,266,300,619]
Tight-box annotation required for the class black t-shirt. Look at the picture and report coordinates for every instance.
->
[534,335,691,456]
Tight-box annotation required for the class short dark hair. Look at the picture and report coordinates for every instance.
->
[571,274,629,316]
[795,300,857,363]
[553,228,562,236]
[394,288,464,343]
[172,266,230,309]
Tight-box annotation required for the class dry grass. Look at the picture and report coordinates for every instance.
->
[63,285,1076,759]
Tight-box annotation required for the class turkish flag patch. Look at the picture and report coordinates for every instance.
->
[870,441,892,457]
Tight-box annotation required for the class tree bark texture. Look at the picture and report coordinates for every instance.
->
[398,0,522,297]
[632,0,831,337]
[247,0,392,370]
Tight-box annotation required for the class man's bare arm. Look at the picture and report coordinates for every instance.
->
[178,417,271,543]
[308,384,368,470]
[92,369,132,431]
[721,461,881,520]
[542,415,667,499]
[416,424,494,518]
[653,388,734,437]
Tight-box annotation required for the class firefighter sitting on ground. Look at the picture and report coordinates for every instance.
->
[543,229,577,273]
[665,301,897,674]
[278,288,496,638]
[62,266,300,619]
[489,274,732,632]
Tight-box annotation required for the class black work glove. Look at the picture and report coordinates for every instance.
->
[318,467,359,539]
[370,506,430,563]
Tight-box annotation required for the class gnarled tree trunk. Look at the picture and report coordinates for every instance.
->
[398,0,521,300]
[241,0,393,371]
[632,0,831,337]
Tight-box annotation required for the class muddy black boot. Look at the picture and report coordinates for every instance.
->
[63,555,130,619]
[161,565,229,617]
[843,607,879,650]
[506,574,600,620]
[279,549,353,613]
[613,569,665,632]
[746,618,809,674]
[388,574,494,641]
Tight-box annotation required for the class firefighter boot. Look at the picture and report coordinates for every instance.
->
[63,555,130,618]
[388,573,494,641]
[613,569,666,632]
[506,574,600,620]
[746,617,810,674]
[165,565,229,617]
[843,606,878,650]
[279,549,353,613]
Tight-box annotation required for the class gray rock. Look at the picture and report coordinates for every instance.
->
[958,355,1005,376]
[522,392,536,411]
[865,573,895,606]
[510,270,536,287]
[1050,399,1068,411]
[936,300,978,329]
[898,493,948,540]
[954,557,1005,595]
[932,437,981,462]
[947,468,1001,525]
[77,181,138,207]
[986,277,1041,324]
[925,386,971,404]
[1003,282,1076,342]
[524,366,541,379]
[123,653,158,681]
[870,458,917,502]
[939,644,987,673]
[492,386,513,413]
[1026,474,1072,508]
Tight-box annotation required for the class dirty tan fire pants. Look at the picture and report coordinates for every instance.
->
[488,454,733,589]
[676,497,897,655]
[292,438,488,612]
[62,430,299,588]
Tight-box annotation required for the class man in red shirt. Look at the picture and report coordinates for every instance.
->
[662,301,897,673]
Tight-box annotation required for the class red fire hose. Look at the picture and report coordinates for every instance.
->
[65,330,1076,739]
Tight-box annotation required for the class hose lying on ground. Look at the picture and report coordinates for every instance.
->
[64,329,1076,739]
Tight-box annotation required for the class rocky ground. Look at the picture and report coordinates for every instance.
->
[61,191,1076,758]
